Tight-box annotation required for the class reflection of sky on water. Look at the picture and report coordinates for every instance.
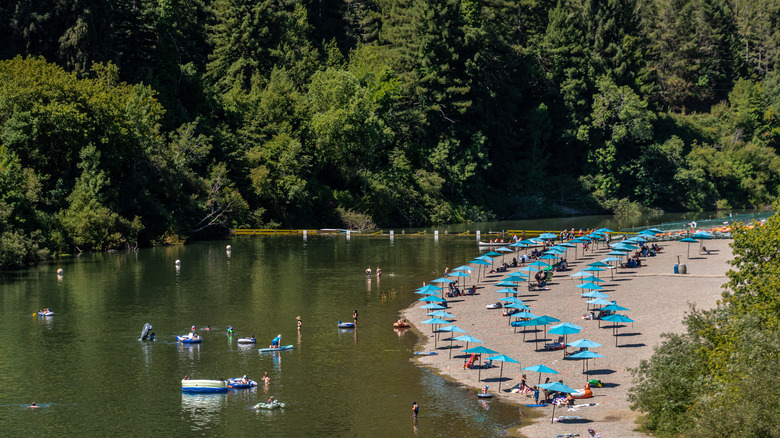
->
[35,315,53,330]
[177,342,200,363]
[181,393,227,431]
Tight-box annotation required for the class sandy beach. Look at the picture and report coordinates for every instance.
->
[402,236,733,437]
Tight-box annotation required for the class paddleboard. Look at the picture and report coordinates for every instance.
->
[258,345,293,352]
[525,403,549,407]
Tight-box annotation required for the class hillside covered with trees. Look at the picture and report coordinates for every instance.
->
[1,0,780,268]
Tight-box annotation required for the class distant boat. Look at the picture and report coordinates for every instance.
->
[477,241,506,247]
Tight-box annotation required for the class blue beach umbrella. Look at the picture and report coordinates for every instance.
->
[499,297,526,304]
[576,282,604,291]
[485,354,521,391]
[506,271,530,278]
[452,335,482,352]
[419,295,447,303]
[548,323,582,357]
[448,271,471,289]
[522,364,559,386]
[440,325,468,358]
[453,265,475,272]
[420,303,446,310]
[495,287,519,295]
[581,290,610,299]
[495,281,522,288]
[427,310,456,320]
[600,303,630,312]
[484,251,502,257]
[463,346,500,380]
[580,275,605,283]
[601,314,635,345]
[539,233,557,240]
[538,382,578,423]
[567,350,607,375]
[567,338,603,349]
[679,237,698,258]
[421,317,450,347]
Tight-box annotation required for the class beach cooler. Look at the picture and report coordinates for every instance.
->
[679,264,687,274]
[674,264,679,274]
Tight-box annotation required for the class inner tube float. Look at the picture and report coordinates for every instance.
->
[337,322,356,329]
[393,322,410,328]
[254,401,286,410]
[477,393,493,398]
[177,335,202,344]
[227,377,258,388]
[37,311,54,317]
[413,351,437,356]
[236,337,256,344]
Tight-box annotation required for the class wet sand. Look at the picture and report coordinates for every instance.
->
[402,237,732,437]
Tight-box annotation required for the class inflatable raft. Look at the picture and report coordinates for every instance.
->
[236,337,257,344]
[486,302,502,309]
[181,379,228,393]
[227,377,258,389]
[177,335,202,344]
[254,401,286,410]
[393,322,410,328]
[337,322,356,329]
[36,310,54,317]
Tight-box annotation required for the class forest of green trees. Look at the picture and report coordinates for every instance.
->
[1,0,780,268]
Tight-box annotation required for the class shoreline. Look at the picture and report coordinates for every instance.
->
[402,237,733,437]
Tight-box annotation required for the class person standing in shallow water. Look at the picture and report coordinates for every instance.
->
[365,266,371,277]
[353,309,358,324]
[412,401,419,417]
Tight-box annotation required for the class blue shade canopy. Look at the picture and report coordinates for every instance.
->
[439,325,468,333]
[485,354,520,364]
[484,251,502,257]
[600,304,630,312]
[581,291,610,298]
[495,281,523,287]
[587,261,610,267]
[602,314,634,323]
[522,364,559,374]
[529,261,550,267]
[539,255,559,260]
[496,247,514,252]
[582,266,605,272]
[471,259,492,266]
[538,382,577,393]
[463,346,499,355]
[448,271,471,278]
[586,298,613,305]
[431,277,454,283]
[504,302,532,311]
[427,311,456,319]
[607,250,629,255]
[576,282,604,290]
[558,243,576,248]
[570,271,588,278]
[495,288,519,294]
[601,257,623,262]
[550,322,583,331]
[453,265,475,271]
[418,295,447,302]
[506,271,530,278]
[679,237,698,243]
[420,303,446,310]
[568,350,606,359]
[548,325,581,335]
[420,318,450,325]
[499,297,526,304]
[567,339,603,348]
[597,228,614,233]
[539,233,557,239]
[580,275,605,283]
[416,284,442,292]
[452,335,482,344]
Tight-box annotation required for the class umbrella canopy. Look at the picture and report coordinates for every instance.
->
[601,256,623,263]
[598,228,614,233]
[452,335,482,352]
[504,302,532,311]
[453,265,475,271]
[569,271,588,278]
[428,311,456,319]
[510,311,539,321]
[576,282,604,290]
[582,266,605,273]
[502,276,528,283]
[581,290,610,299]
[471,259,492,265]
[420,303,446,310]
[484,251,502,257]
[580,275,605,283]
[499,297,526,304]
[431,277,454,284]
[506,271,530,278]
[558,242,576,248]
[495,287,519,294]
[587,261,610,267]
[418,295,447,303]
[416,284,443,292]
[421,317,450,325]
[494,281,522,288]
[448,271,471,278]
[539,233,557,240]
[539,254,559,261]
[496,247,514,252]
[601,303,630,312]
[485,354,521,391]
[607,250,629,256]
[529,261,550,268]
[522,364,559,386]
[586,298,613,306]
[567,338,603,349]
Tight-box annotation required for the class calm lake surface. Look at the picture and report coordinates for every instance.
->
[0,212,754,436]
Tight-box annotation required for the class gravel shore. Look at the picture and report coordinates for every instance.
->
[402,237,733,437]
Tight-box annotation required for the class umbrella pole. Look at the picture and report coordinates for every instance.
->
[550,402,556,423]
[449,338,453,358]
[499,363,505,392]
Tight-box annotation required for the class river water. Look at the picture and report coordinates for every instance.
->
[0,212,754,436]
